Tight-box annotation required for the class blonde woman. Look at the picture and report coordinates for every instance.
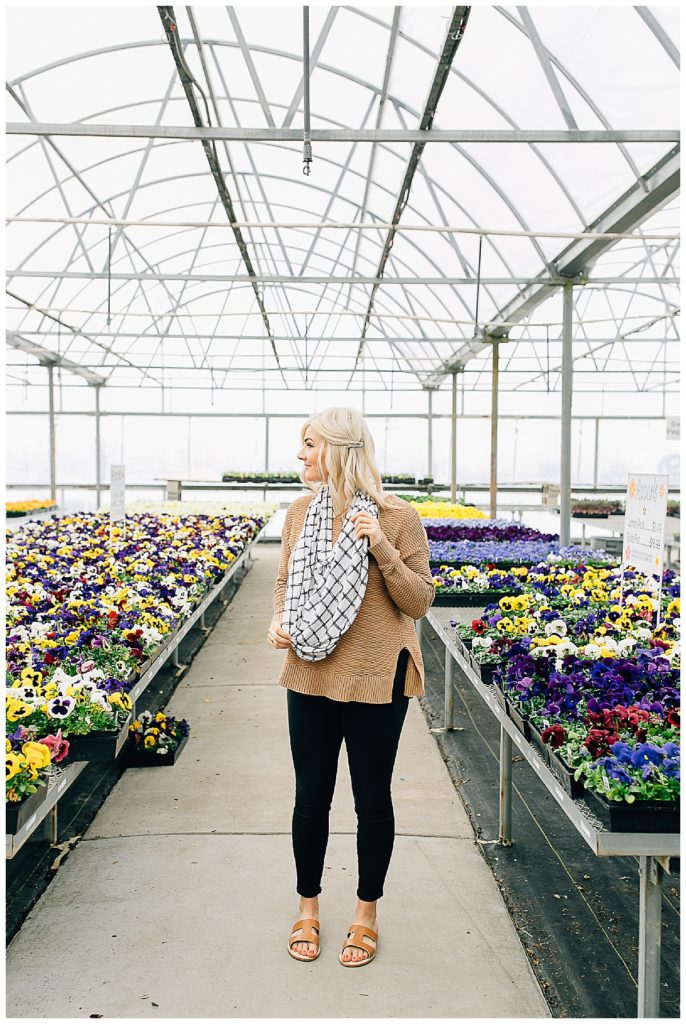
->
[268,407,435,968]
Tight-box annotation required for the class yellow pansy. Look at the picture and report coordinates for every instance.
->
[21,741,51,770]
[7,698,33,722]
[6,753,27,780]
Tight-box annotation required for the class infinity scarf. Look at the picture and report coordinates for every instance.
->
[282,486,379,662]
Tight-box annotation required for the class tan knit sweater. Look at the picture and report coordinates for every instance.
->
[272,491,435,703]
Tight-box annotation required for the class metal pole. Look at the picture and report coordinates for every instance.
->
[264,414,269,473]
[490,340,499,519]
[560,280,574,546]
[444,647,454,730]
[94,384,102,509]
[427,387,433,483]
[450,371,457,502]
[637,856,663,1017]
[593,416,600,489]
[499,725,513,844]
[47,363,56,502]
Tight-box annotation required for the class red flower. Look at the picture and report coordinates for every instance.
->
[542,724,566,749]
[471,619,486,635]
[584,727,619,759]
[39,729,70,763]
[667,709,680,728]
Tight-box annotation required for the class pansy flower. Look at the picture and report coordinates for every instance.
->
[46,696,76,719]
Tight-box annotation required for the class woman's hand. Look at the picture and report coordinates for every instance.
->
[350,510,383,546]
[267,615,292,649]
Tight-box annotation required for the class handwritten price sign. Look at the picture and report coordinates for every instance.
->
[622,473,668,578]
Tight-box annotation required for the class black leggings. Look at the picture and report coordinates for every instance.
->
[286,648,410,902]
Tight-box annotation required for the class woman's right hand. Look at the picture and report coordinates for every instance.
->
[267,615,292,649]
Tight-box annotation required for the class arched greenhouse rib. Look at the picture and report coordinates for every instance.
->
[4,6,681,1021]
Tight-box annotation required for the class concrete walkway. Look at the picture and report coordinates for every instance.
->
[6,544,549,1018]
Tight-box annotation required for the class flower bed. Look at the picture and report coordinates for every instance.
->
[411,502,487,520]
[446,564,680,826]
[429,539,616,566]
[6,499,58,518]
[6,508,270,812]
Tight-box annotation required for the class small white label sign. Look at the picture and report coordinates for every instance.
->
[666,416,680,441]
[110,465,126,523]
[622,473,668,578]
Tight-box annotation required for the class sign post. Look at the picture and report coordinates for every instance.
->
[621,473,668,625]
[110,464,126,545]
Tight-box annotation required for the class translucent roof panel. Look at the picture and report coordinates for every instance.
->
[5,4,680,397]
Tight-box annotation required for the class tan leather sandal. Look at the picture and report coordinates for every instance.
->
[339,923,377,967]
[287,918,321,962]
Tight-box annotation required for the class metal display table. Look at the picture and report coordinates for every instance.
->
[6,527,265,859]
[420,606,680,1019]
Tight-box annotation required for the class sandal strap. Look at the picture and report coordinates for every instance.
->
[289,919,320,947]
[342,923,377,956]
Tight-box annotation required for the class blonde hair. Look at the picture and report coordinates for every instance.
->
[299,407,394,517]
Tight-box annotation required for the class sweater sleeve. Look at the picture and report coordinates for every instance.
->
[272,505,294,619]
[368,507,435,620]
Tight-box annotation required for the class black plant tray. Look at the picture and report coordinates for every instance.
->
[475,661,497,685]
[548,750,585,798]
[433,590,516,607]
[582,787,680,833]
[123,733,190,768]
[63,714,133,763]
[504,696,532,741]
[5,782,50,834]
[528,722,551,766]
[571,512,611,519]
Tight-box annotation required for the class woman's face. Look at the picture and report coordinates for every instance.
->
[297,428,328,483]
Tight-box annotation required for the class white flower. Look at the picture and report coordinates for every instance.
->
[600,637,618,653]
[530,646,551,659]
[583,643,601,660]
[472,636,493,652]
[617,637,637,654]
[633,626,652,640]
[157,747,168,756]
[545,620,568,636]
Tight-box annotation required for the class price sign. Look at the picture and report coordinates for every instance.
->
[110,465,126,542]
[666,416,680,441]
[622,473,668,579]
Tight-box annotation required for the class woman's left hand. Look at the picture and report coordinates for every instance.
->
[350,510,383,546]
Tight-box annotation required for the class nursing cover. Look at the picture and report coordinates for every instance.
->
[282,485,379,662]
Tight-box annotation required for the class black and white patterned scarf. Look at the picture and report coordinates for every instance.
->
[282,485,379,662]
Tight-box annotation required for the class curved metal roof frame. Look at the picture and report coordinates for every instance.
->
[5,5,680,394]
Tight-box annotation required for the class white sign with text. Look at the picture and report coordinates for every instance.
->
[666,416,680,441]
[110,465,126,523]
[622,473,668,578]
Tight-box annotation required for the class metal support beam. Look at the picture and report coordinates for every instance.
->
[444,647,454,731]
[498,726,513,845]
[426,387,434,481]
[450,371,458,502]
[637,855,664,1017]
[47,364,56,502]
[94,385,102,509]
[593,417,600,489]
[7,123,679,143]
[156,7,285,384]
[423,147,680,385]
[490,341,499,519]
[560,281,574,545]
[350,6,471,378]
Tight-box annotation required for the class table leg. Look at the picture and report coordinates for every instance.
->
[444,647,454,731]
[637,855,663,1018]
[499,725,513,845]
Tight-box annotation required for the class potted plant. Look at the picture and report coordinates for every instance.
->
[123,710,190,766]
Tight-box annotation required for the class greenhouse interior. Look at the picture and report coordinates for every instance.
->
[4,3,681,1019]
